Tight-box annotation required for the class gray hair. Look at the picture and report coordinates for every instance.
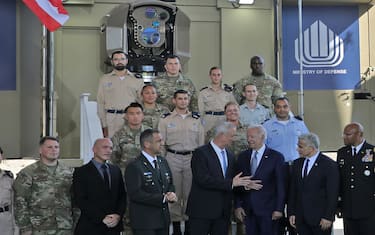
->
[298,133,320,149]
[247,125,267,140]
[213,122,236,138]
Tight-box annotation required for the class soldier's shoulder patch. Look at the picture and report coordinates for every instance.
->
[293,115,303,121]
[4,170,13,178]
[223,83,233,92]
[200,86,208,91]
[161,112,171,118]
[192,112,200,119]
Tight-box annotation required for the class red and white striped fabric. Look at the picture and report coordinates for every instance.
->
[23,0,69,32]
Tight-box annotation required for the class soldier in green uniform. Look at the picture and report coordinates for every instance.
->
[140,84,170,129]
[233,55,283,109]
[13,137,73,235]
[111,102,151,173]
[152,55,199,113]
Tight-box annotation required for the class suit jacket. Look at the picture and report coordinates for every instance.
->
[73,161,126,235]
[125,154,175,230]
[235,147,286,216]
[186,143,236,220]
[288,153,339,226]
[337,141,375,219]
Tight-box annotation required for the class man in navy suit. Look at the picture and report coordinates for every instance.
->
[186,122,252,235]
[235,125,286,235]
[337,122,375,235]
[125,129,177,235]
[288,133,339,235]
[73,138,127,235]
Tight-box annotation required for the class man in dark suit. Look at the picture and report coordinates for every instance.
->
[234,125,286,235]
[288,133,339,235]
[337,122,375,235]
[186,121,252,235]
[125,129,177,235]
[73,138,127,235]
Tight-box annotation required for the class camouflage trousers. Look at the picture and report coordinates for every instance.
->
[31,229,72,235]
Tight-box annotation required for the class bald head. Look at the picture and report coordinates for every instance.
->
[343,122,364,146]
[93,138,113,163]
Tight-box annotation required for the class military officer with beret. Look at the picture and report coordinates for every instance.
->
[337,122,375,235]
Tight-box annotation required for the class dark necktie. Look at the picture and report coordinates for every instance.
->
[352,147,356,157]
[303,159,310,178]
[251,151,258,175]
[101,164,110,189]
[153,159,162,179]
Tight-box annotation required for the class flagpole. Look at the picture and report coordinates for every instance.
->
[42,25,54,137]
[298,0,304,118]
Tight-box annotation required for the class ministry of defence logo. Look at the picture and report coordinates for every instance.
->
[294,20,344,68]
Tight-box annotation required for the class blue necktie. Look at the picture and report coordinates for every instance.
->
[251,151,258,175]
[221,150,227,176]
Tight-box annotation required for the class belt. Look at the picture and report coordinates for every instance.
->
[167,148,193,155]
[106,109,125,114]
[205,111,225,116]
[0,205,9,213]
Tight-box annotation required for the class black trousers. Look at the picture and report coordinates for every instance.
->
[343,212,375,235]
[133,228,169,235]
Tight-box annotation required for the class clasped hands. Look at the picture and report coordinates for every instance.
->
[233,172,263,190]
[102,214,120,228]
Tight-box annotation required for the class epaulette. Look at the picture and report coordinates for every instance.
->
[4,170,14,178]
[192,112,200,119]
[263,118,270,123]
[161,112,171,118]
[224,83,233,92]
[261,104,269,109]
[200,86,208,91]
[293,115,303,121]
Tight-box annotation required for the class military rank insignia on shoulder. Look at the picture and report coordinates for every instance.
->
[200,86,208,91]
[161,112,171,118]
[192,112,200,119]
[4,170,14,178]
[223,84,233,92]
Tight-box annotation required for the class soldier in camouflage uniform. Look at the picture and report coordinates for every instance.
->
[0,147,18,235]
[140,84,170,129]
[198,66,237,133]
[111,102,151,173]
[206,101,249,158]
[152,55,199,113]
[233,55,283,109]
[13,137,73,235]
